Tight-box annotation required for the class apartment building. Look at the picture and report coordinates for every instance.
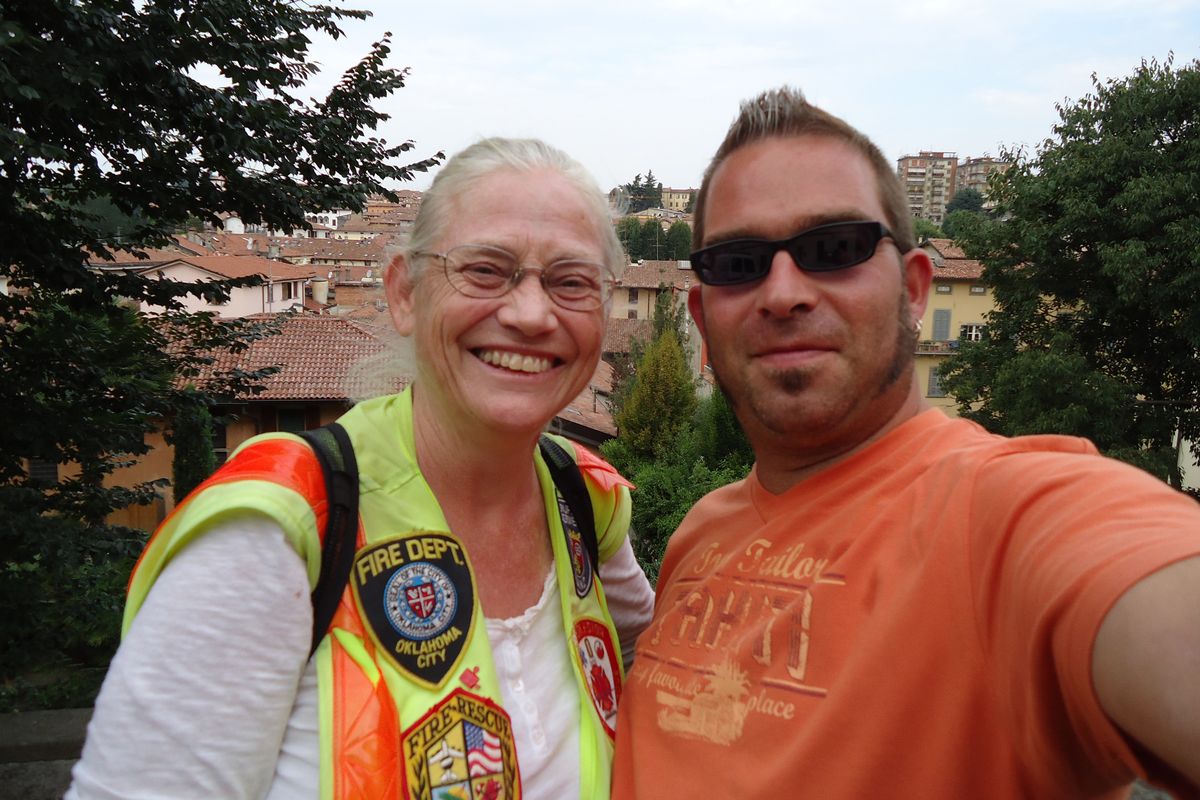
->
[956,156,1012,210]
[897,151,958,224]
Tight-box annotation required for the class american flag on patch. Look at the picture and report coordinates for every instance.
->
[464,722,502,777]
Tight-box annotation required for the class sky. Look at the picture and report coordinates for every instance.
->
[299,0,1200,194]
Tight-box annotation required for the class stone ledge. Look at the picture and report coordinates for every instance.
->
[0,708,91,764]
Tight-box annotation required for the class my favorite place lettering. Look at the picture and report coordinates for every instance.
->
[351,532,477,687]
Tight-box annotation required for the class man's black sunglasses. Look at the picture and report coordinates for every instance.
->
[689,221,894,286]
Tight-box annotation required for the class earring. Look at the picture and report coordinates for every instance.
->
[913,319,923,336]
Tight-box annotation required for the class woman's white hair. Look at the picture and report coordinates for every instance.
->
[402,136,625,280]
[348,137,622,402]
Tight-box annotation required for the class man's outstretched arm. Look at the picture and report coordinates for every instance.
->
[1093,555,1200,790]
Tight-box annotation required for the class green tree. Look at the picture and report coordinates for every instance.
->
[941,209,985,241]
[665,220,693,260]
[620,170,664,213]
[609,331,696,462]
[613,387,752,583]
[912,217,944,240]
[945,187,985,215]
[0,0,441,709]
[652,286,688,345]
[616,216,643,260]
[940,56,1200,487]
[169,394,217,504]
[641,219,666,260]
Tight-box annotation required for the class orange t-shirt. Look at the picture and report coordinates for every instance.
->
[612,410,1200,798]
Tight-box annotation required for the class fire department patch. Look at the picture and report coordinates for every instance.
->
[554,490,593,598]
[574,618,621,738]
[350,532,476,689]
[401,688,521,800]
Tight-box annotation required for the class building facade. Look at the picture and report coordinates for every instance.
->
[661,188,696,212]
[897,151,958,224]
[955,156,1012,210]
[915,239,992,412]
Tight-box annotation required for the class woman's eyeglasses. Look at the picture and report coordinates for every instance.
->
[414,244,615,311]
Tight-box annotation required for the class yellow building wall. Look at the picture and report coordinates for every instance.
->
[917,279,996,415]
[609,285,659,320]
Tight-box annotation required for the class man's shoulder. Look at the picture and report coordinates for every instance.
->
[673,474,755,541]
[917,412,1107,474]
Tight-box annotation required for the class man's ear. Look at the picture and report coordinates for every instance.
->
[384,254,416,336]
[902,246,933,328]
[687,284,707,342]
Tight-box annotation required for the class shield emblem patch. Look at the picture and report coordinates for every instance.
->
[351,531,477,688]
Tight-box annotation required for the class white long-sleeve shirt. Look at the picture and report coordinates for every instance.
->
[67,515,654,799]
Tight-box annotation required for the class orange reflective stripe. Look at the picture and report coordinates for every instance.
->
[128,438,330,593]
[329,600,402,798]
[573,443,635,492]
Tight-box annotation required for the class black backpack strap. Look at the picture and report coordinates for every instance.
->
[538,435,599,571]
[296,422,359,659]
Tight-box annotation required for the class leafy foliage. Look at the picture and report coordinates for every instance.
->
[611,331,697,461]
[941,209,985,241]
[608,389,753,584]
[618,171,664,213]
[602,286,753,579]
[169,393,217,504]
[912,217,944,241]
[940,56,1200,486]
[665,221,693,261]
[946,187,985,215]
[0,0,440,706]
[617,218,692,262]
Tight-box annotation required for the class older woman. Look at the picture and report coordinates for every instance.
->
[68,138,654,800]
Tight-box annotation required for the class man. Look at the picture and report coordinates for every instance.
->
[611,88,1200,798]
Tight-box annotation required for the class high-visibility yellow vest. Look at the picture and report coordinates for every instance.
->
[126,388,632,799]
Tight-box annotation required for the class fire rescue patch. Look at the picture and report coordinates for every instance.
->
[350,531,476,689]
[401,688,521,800]
[574,618,621,738]
[554,490,592,598]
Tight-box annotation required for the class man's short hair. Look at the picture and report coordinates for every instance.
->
[692,87,915,255]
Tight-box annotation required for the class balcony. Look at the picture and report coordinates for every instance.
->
[916,339,958,354]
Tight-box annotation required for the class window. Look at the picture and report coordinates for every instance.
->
[27,459,58,485]
[970,285,987,295]
[960,324,986,342]
[627,288,639,303]
[935,284,952,294]
[932,309,951,341]
[927,369,947,398]
[283,281,295,301]
[211,422,229,466]
[277,409,307,433]
[627,310,638,319]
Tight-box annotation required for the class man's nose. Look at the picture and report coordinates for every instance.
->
[756,248,820,317]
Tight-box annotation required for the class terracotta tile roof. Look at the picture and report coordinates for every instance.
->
[926,238,966,259]
[190,312,615,434]
[281,237,392,264]
[922,238,984,281]
[200,231,273,255]
[147,255,315,281]
[620,260,693,289]
[339,212,413,232]
[195,314,401,401]
[559,359,616,436]
[603,317,654,354]
[90,246,189,266]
